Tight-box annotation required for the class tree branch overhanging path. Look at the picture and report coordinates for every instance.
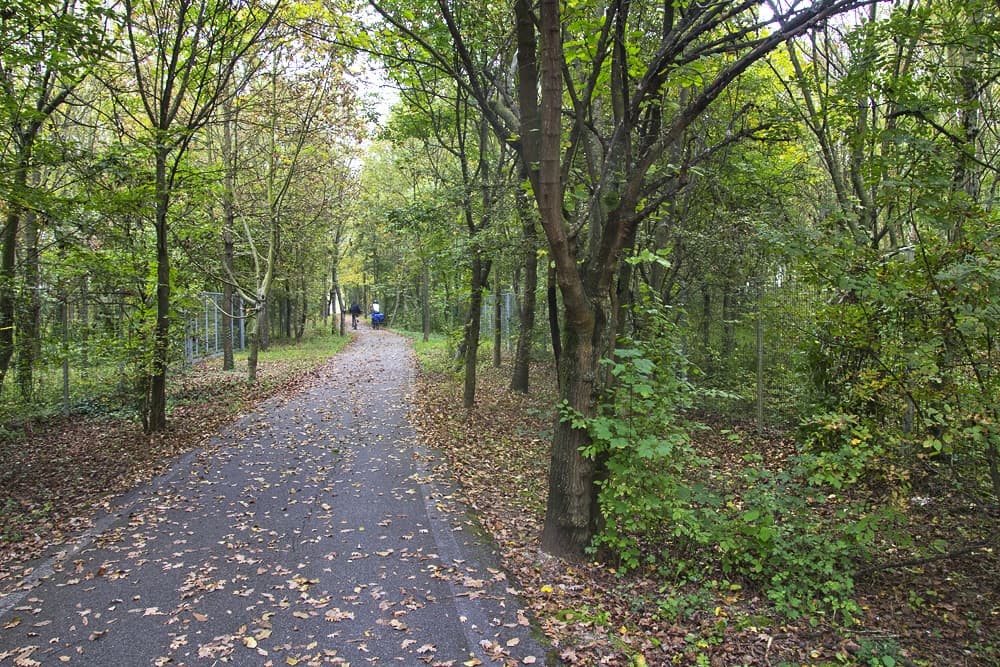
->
[367,0,869,559]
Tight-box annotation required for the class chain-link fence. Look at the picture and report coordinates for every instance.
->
[480,289,516,353]
[182,292,246,362]
[1,289,247,415]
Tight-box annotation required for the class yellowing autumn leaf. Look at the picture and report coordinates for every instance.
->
[324,608,355,622]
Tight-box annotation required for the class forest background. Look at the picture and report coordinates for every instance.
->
[1,0,997,664]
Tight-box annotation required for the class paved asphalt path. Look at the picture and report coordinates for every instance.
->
[0,328,550,666]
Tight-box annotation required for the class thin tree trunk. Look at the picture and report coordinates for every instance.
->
[493,278,502,367]
[16,206,40,399]
[297,275,307,340]
[221,103,237,370]
[422,260,430,342]
[332,281,346,337]
[147,149,172,433]
[60,290,70,416]
[247,308,262,383]
[222,230,236,370]
[80,275,90,367]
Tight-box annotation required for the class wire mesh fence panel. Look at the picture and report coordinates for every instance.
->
[182,292,246,362]
[481,289,516,352]
[1,289,248,417]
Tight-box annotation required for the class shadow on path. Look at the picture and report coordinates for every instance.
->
[0,328,551,666]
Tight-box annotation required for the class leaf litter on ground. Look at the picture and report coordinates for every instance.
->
[2,347,996,666]
[409,360,998,666]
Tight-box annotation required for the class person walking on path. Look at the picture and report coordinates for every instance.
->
[0,328,548,666]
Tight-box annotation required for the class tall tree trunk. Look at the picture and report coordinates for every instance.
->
[80,275,90,367]
[16,206,40,399]
[333,282,346,336]
[222,230,236,370]
[493,278,502,367]
[422,260,431,343]
[247,307,262,383]
[332,262,345,337]
[284,293,292,339]
[510,0,541,392]
[60,289,70,416]
[296,275,307,340]
[510,204,538,392]
[462,256,491,408]
[537,0,602,558]
[221,103,237,370]
[148,148,172,433]
[0,141,31,391]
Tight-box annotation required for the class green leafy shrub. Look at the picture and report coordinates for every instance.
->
[797,411,881,490]
[573,302,885,619]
